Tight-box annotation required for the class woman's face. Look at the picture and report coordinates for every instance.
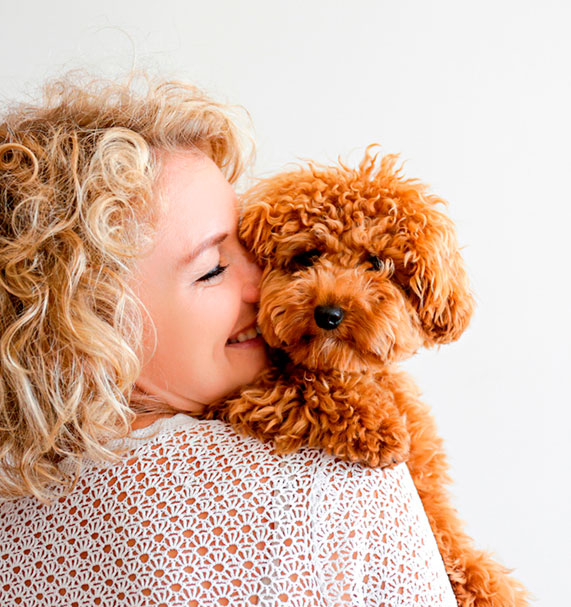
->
[132,149,267,415]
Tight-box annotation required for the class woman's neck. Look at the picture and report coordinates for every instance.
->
[130,412,175,431]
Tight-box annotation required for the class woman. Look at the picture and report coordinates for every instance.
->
[0,74,457,606]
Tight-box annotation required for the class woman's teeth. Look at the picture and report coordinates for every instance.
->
[227,326,261,344]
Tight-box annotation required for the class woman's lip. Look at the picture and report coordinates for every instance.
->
[225,334,265,349]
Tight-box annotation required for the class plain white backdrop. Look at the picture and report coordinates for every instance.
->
[1,1,569,604]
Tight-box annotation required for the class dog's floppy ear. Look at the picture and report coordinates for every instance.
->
[400,208,475,346]
[366,152,476,346]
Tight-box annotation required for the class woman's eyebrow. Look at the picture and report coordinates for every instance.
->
[176,232,228,270]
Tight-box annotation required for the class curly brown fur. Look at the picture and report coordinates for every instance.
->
[202,146,529,606]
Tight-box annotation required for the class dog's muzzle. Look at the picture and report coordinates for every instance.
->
[314,305,345,330]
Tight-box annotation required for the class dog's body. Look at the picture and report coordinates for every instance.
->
[203,148,529,606]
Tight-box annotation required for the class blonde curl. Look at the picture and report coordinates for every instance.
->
[0,72,253,504]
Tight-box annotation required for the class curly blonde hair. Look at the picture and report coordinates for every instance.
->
[0,72,251,504]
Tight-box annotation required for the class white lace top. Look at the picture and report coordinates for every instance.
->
[0,414,457,606]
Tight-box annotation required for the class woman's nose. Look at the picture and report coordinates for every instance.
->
[241,255,262,303]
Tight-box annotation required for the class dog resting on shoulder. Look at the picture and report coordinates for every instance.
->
[202,147,529,607]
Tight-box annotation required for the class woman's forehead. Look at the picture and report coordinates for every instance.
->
[152,150,238,254]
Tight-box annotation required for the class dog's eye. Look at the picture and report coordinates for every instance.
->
[366,255,395,275]
[367,255,384,271]
[290,249,322,269]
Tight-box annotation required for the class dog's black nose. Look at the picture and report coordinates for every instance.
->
[314,305,345,330]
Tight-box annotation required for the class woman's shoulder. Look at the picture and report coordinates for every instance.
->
[0,413,420,547]
[7,412,419,543]
[0,413,456,607]
[89,413,412,489]
[82,414,421,531]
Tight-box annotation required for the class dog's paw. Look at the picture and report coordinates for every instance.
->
[357,421,411,468]
[374,437,410,468]
[323,420,410,468]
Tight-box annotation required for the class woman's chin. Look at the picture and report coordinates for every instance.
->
[224,342,269,386]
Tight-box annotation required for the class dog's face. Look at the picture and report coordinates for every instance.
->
[240,150,475,372]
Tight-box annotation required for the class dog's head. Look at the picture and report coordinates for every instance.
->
[240,148,475,372]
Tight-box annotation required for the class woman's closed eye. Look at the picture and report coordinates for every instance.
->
[195,263,229,284]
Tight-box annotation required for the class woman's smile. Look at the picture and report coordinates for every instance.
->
[131,150,268,413]
[226,322,263,346]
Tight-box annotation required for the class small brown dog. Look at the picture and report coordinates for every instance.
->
[204,147,529,606]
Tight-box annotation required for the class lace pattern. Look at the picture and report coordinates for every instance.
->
[0,414,457,606]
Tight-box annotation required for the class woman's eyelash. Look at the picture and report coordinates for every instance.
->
[196,264,229,283]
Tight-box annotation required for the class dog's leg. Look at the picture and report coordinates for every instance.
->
[384,367,530,607]
[202,367,314,454]
[311,371,410,468]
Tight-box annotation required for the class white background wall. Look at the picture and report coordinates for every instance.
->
[1,1,569,604]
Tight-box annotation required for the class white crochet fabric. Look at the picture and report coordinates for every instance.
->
[0,414,457,606]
